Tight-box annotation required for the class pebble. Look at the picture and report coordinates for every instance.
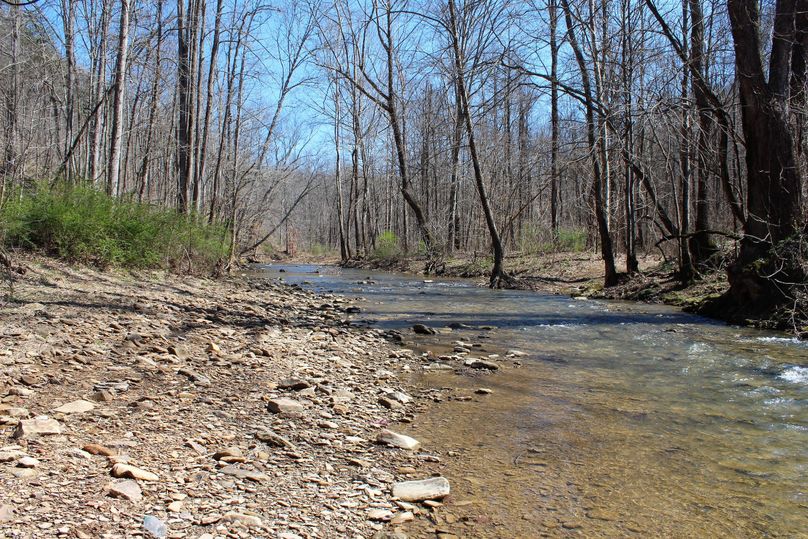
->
[0,504,13,522]
[177,367,212,386]
[17,456,39,468]
[390,511,414,524]
[143,515,168,538]
[367,508,394,521]
[464,359,499,370]
[83,443,116,456]
[379,397,403,410]
[255,430,296,449]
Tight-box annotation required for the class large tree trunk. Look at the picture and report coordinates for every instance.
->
[334,79,348,262]
[1,3,20,197]
[137,0,164,201]
[715,0,805,318]
[196,0,223,212]
[62,0,76,182]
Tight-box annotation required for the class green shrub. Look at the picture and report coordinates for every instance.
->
[308,243,335,257]
[0,183,229,272]
[517,225,588,254]
[372,230,400,260]
[557,227,587,252]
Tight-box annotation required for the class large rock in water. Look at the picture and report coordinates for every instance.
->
[412,324,437,335]
[392,477,450,501]
[464,358,499,370]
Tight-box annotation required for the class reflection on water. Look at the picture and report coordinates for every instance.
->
[256,264,808,537]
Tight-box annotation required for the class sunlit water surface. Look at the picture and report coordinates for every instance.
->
[256,264,807,537]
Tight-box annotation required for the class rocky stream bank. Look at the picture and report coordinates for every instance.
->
[0,258,508,539]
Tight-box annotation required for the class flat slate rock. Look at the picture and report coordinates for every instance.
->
[53,400,96,414]
[13,417,62,438]
[107,479,143,502]
[392,477,451,501]
[267,397,305,414]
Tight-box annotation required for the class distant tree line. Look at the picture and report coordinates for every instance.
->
[0,0,805,319]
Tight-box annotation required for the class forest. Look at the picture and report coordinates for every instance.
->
[0,0,806,328]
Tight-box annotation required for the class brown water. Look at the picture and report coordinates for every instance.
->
[258,264,808,538]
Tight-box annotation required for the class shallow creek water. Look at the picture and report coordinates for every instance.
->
[257,264,807,537]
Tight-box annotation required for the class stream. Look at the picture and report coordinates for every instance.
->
[256,263,807,537]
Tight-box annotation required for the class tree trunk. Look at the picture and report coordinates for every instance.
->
[448,0,509,287]
[712,0,805,318]
[334,80,348,262]
[562,0,619,287]
[106,0,131,196]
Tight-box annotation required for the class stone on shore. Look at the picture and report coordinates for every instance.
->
[107,479,142,502]
[13,417,62,438]
[392,477,451,501]
[177,367,211,386]
[53,399,96,414]
[143,515,168,538]
[111,463,159,481]
[267,397,305,414]
[17,456,39,468]
[377,429,421,450]
[0,505,14,523]
[221,512,263,528]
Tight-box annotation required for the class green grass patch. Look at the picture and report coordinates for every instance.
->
[1,183,229,272]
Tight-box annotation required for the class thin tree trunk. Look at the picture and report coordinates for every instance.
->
[562,0,619,287]
[334,79,348,261]
[197,0,224,215]
[106,0,131,196]
[550,0,560,238]
[448,0,509,287]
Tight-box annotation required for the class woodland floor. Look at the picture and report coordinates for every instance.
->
[0,255,495,539]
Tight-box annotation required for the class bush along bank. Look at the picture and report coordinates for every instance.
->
[0,183,229,273]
